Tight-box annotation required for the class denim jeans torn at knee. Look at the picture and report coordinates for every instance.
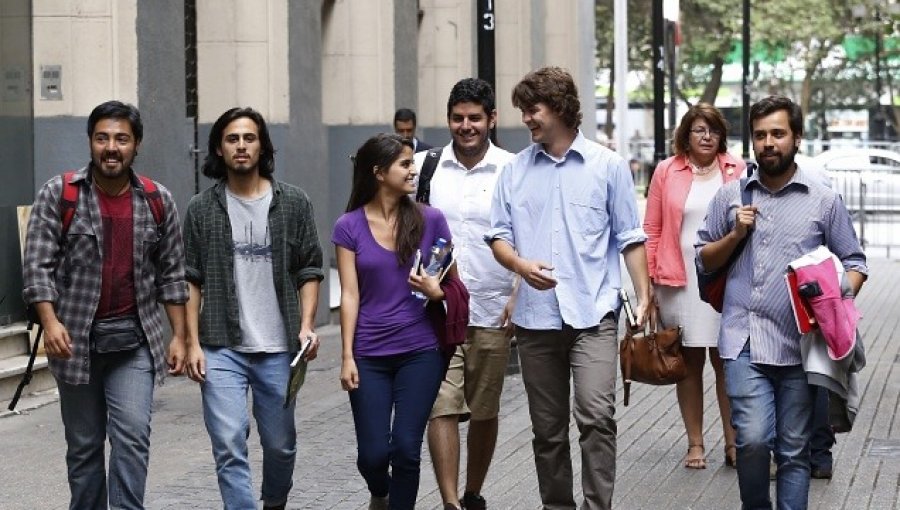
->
[725,344,814,510]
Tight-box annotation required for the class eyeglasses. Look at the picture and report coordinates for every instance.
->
[690,127,723,138]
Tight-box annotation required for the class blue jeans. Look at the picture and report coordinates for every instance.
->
[349,348,445,510]
[725,344,814,510]
[56,344,155,510]
[809,386,834,471]
[201,347,297,509]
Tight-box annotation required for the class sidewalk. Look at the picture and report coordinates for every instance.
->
[1,258,898,509]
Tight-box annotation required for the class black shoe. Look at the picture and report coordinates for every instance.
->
[811,466,833,479]
[263,505,285,510]
[462,492,487,510]
[444,504,462,510]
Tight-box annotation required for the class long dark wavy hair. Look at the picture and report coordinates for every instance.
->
[202,107,276,179]
[346,133,423,266]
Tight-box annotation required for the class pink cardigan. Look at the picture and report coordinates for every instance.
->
[644,153,745,286]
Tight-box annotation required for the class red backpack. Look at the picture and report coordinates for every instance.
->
[59,170,165,234]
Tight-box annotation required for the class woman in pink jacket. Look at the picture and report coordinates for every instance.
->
[644,104,744,469]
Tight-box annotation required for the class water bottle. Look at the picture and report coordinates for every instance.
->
[412,237,448,300]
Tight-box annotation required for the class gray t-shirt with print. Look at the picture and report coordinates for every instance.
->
[226,188,288,352]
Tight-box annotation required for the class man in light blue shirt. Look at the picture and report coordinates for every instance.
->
[697,96,866,509]
[485,67,653,510]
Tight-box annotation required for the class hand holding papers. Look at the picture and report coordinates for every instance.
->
[283,336,313,408]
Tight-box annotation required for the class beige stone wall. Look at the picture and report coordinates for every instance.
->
[543,0,580,74]
[495,0,534,128]
[416,0,593,131]
[0,1,32,116]
[32,0,138,116]
[321,0,395,125]
[416,0,473,126]
[197,0,289,123]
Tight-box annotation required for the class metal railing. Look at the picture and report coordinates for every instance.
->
[829,168,900,259]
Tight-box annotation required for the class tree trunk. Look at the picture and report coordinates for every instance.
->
[699,57,724,105]
[801,48,826,122]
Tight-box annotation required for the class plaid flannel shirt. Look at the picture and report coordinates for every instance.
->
[183,180,324,350]
[22,167,189,385]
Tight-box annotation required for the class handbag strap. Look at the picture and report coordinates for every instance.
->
[622,330,634,406]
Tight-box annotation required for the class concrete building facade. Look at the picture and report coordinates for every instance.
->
[1,0,596,327]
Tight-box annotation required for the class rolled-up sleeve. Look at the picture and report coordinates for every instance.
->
[484,162,515,248]
[154,187,188,304]
[292,196,325,288]
[608,157,647,251]
[826,194,868,276]
[22,178,64,305]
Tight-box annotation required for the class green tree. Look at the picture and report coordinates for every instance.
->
[678,0,742,106]
[595,0,653,137]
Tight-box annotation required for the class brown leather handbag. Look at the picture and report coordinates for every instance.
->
[619,320,686,406]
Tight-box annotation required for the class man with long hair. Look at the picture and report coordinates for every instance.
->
[23,100,188,509]
[181,107,324,510]
[486,67,654,509]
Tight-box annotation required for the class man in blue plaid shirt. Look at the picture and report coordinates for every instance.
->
[22,100,188,510]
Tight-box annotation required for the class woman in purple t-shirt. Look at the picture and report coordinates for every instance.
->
[332,133,452,510]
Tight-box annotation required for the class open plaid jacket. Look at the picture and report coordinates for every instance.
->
[182,179,324,351]
[22,167,188,385]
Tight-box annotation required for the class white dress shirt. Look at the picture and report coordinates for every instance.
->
[416,142,516,327]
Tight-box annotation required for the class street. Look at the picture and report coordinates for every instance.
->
[1,258,898,509]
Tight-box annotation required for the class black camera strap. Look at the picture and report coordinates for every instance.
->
[7,321,44,412]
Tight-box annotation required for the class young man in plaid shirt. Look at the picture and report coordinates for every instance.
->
[22,100,188,510]
[181,107,324,510]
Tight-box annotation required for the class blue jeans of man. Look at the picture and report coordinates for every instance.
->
[725,343,815,510]
[201,347,296,510]
[809,386,834,471]
[56,344,155,510]
[349,348,445,510]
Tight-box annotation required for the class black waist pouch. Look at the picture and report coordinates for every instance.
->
[90,316,144,353]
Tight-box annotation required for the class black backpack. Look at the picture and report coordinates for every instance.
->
[415,148,443,204]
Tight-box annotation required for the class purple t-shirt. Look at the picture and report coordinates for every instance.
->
[332,205,452,357]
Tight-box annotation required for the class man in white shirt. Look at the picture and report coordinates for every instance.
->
[416,78,516,510]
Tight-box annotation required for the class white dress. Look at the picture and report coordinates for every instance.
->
[656,173,723,348]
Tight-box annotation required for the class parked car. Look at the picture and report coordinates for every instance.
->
[811,148,900,214]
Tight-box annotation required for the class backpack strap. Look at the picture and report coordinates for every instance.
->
[59,171,79,235]
[415,147,444,204]
[136,174,165,227]
[59,172,165,236]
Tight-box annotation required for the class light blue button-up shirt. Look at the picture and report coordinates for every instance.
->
[696,168,867,365]
[484,131,647,330]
